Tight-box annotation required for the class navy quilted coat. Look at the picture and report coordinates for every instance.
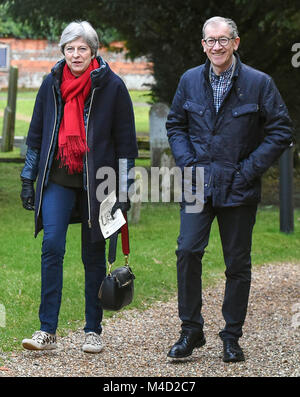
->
[23,57,138,241]
[166,54,293,207]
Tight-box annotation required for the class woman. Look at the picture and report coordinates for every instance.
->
[20,21,138,353]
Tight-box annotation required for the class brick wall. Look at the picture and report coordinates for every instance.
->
[0,38,154,90]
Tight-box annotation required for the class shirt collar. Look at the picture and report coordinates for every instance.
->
[210,55,236,82]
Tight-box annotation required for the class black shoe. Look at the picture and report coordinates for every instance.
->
[222,339,245,363]
[167,330,206,361]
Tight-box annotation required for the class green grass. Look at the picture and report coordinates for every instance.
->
[0,147,21,158]
[0,119,31,137]
[0,163,299,352]
[0,90,36,117]
[133,105,150,133]
[129,90,152,104]
[0,89,150,136]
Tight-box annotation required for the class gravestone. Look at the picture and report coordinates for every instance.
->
[149,102,180,202]
[149,103,170,167]
[20,137,27,158]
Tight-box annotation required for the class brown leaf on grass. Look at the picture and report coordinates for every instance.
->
[152,258,162,264]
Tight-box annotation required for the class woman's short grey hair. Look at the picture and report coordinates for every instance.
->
[59,21,99,57]
[202,16,239,39]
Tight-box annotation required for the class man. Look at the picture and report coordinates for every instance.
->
[166,16,292,362]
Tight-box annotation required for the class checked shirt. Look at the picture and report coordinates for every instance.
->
[210,59,235,113]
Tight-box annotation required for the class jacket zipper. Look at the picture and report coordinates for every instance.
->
[36,86,57,221]
[207,172,212,188]
[207,81,235,189]
[85,88,96,228]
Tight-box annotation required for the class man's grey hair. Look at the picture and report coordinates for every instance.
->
[202,16,239,39]
[59,21,99,57]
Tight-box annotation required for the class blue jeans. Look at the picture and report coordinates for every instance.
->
[39,182,106,335]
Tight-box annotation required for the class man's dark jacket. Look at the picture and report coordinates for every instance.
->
[166,54,293,207]
[21,57,138,241]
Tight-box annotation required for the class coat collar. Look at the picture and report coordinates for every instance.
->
[204,52,241,82]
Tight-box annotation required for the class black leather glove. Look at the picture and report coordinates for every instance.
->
[20,178,35,211]
[111,199,131,219]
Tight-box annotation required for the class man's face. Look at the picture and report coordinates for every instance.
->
[201,22,240,75]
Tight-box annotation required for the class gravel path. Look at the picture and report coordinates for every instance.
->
[1,262,299,378]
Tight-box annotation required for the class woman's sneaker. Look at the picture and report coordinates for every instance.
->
[22,330,57,351]
[82,332,103,353]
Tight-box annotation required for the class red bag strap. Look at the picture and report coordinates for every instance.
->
[107,212,130,271]
[121,212,130,256]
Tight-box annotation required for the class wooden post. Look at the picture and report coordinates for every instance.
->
[1,66,18,152]
[1,106,12,152]
[279,146,294,233]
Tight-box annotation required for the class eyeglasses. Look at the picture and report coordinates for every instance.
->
[65,46,90,55]
[203,37,234,47]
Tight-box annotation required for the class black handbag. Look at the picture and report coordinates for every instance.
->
[98,215,135,311]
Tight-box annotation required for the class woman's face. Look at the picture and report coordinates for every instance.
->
[64,37,92,77]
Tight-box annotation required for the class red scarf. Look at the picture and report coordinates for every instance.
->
[57,58,99,174]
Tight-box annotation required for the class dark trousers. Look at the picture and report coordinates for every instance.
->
[39,182,106,335]
[176,199,257,340]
